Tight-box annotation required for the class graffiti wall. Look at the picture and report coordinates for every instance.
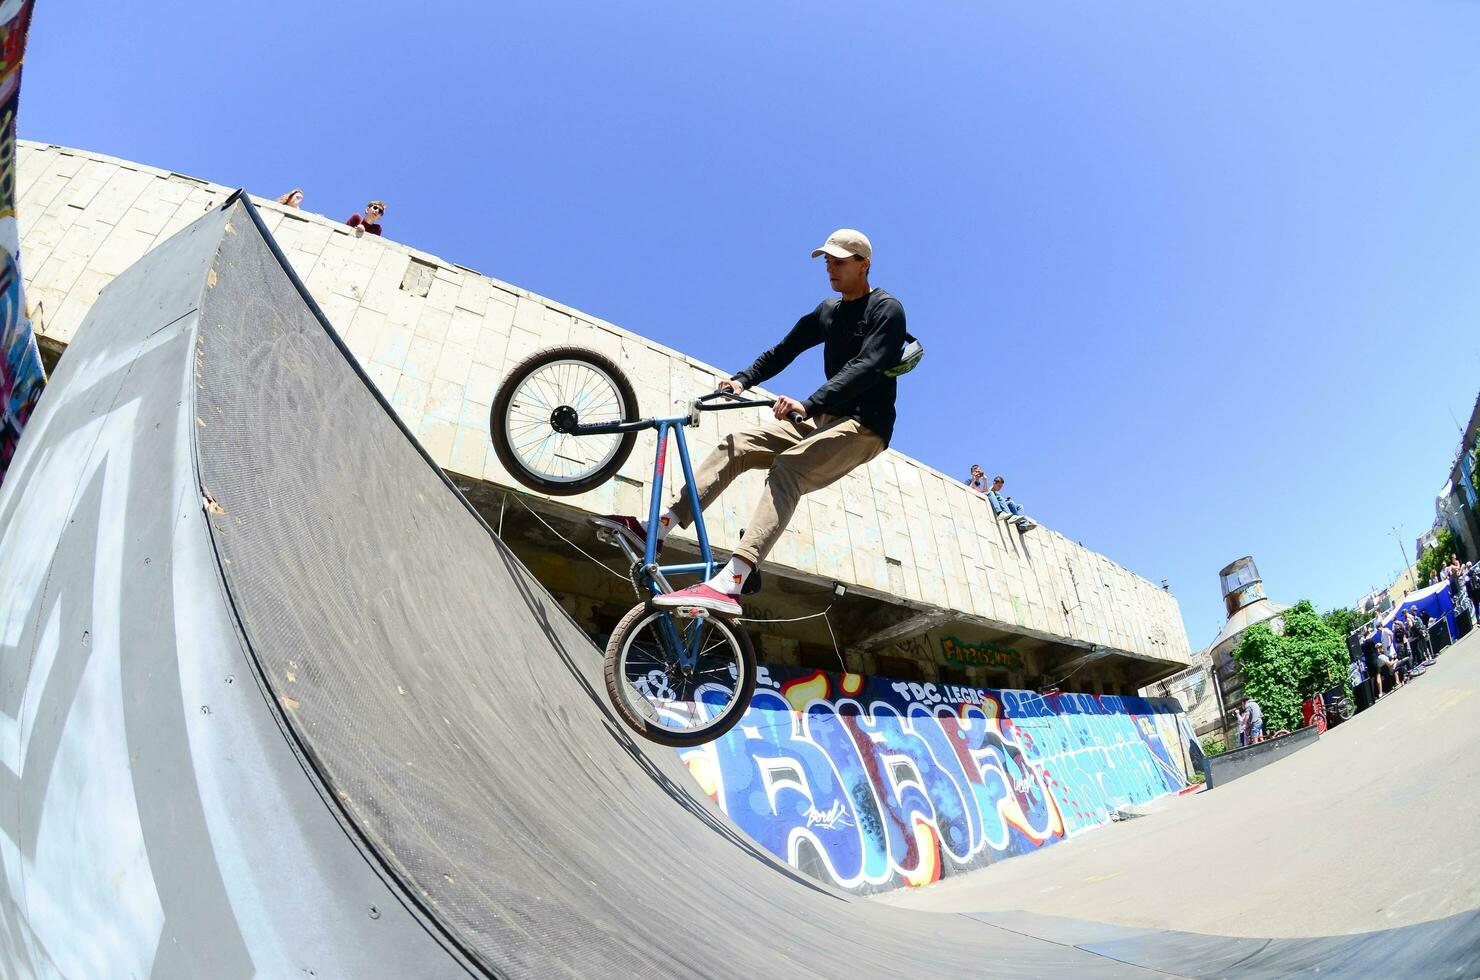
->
[678,665,1203,894]
[0,0,37,486]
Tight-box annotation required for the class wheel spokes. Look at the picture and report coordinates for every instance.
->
[503,359,628,483]
[618,614,742,734]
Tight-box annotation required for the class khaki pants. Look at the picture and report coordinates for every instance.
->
[669,414,886,567]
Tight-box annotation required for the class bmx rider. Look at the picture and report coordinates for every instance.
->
[597,228,907,616]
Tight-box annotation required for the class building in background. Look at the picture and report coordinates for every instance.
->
[1140,556,1287,741]
[1206,556,1288,727]
[1386,561,1423,602]
[1437,393,1480,562]
[1357,587,1392,617]
[1141,645,1223,738]
[15,142,1195,698]
[1136,556,1290,740]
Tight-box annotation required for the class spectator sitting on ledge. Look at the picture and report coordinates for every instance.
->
[966,463,989,493]
[347,200,385,237]
[986,475,1036,533]
[276,188,304,208]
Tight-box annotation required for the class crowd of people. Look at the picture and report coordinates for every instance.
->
[1432,553,1480,609]
[1230,554,1477,747]
[1357,607,1441,698]
[274,188,387,239]
[1352,554,1479,699]
[965,464,1037,532]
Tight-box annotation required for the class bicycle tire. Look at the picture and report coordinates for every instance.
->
[1337,700,1354,721]
[489,346,640,496]
[603,602,757,747]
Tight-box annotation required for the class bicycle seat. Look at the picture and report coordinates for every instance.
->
[589,515,663,557]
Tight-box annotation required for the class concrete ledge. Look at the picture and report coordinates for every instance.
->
[1203,724,1319,789]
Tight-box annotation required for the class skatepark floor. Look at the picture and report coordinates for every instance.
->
[875,628,1480,938]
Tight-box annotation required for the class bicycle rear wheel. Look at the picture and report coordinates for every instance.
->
[489,346,639,495]
[604,603,756,747]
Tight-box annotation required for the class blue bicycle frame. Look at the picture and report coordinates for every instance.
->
[644,417,716,585]
[572,390,786,671]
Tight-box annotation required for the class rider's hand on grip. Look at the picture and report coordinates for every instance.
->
[772,394,807,424]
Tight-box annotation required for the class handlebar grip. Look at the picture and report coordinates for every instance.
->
[787,411,805,425]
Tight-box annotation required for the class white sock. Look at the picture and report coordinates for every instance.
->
[706,556,752,595]
[637,510,674,539]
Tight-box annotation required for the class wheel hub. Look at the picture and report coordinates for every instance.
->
[550,405,579,434]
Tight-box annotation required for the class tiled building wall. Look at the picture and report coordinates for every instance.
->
[15,141,1192,671]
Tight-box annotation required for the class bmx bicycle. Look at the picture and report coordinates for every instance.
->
[1305,691,1354,733]
[489,346,796,747]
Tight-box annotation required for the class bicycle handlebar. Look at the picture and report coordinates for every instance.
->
[696,389,805,425]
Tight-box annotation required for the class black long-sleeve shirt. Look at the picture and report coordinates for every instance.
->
[731,288,906,445]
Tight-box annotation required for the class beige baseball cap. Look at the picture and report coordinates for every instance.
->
[811,228,872,260]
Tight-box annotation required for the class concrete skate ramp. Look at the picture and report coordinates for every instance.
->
[2,195,1476,978]
[185,202,1123,976]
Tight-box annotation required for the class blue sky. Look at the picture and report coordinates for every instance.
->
[22,2,1480,648]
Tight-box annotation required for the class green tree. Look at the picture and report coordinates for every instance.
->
[1416,528,1457,588]
[1231,600,1350,732]
[1321,606,1371,639]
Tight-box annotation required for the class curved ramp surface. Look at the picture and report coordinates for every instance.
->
[187,207,1136,976]
[1,196,1476,978]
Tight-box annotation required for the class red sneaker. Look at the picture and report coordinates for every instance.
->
[651,583,742,617]
[589,515,662,556]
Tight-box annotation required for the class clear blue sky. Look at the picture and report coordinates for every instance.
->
[22,2,1480,648]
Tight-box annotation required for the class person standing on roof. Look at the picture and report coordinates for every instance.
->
[593,229,907,616]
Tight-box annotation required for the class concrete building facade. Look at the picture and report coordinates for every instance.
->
[1142,645,1224,738]
[14,140,1192,694]
[1439,392,1480,563]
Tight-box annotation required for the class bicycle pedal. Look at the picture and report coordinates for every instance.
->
[673,606,710,620]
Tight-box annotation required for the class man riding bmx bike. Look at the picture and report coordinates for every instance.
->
[593,228,908,616]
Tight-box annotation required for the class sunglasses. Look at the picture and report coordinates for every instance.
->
[367,205,383,214]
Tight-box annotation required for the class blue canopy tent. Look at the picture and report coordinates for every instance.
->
[1376,580,1459,641]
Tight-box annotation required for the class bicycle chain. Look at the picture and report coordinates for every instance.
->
[628,560,649,602]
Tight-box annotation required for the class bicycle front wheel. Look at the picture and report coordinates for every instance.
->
[489,346,639,495]
[604,603,757,747]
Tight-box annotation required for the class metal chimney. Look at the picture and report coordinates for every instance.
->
[1218,556,1267,617]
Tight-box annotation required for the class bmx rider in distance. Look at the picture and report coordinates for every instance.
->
[597,228,907,616]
